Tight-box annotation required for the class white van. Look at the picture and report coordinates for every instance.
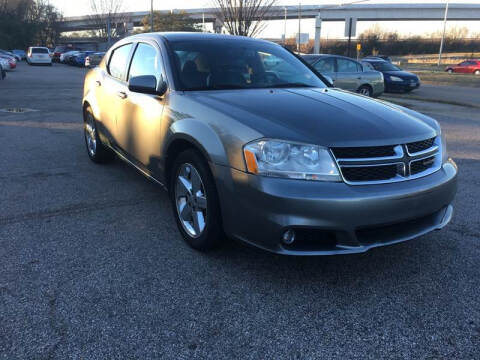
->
[27,47,52,65]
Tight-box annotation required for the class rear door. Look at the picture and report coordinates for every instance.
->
[99,43,133,146]
[116,41,165,167]
[335,58,362,92]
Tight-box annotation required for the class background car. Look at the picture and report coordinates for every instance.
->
[85,52,105,68]
[10,49,26,61]
[72,51,96,67]
[0,57,8,78]
[361,58,420,93]
[61,51,81,64]
[0,50,18,61]
[445,60,480,75]
[26,47,52,66]
[363,55,392,63]
[0,55,16,70]
[302,54,384,97]
[52,45,77,62]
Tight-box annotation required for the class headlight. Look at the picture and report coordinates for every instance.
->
[389,76,403,82]
[243,139,341,181]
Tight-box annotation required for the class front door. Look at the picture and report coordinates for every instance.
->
[116,42,165,169]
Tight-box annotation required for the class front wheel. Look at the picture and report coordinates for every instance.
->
[170,149,223,251]
[474,70,480,75]
[447,69,453,74]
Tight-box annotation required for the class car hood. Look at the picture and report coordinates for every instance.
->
[190,88,437,147]
[383,70,418,79]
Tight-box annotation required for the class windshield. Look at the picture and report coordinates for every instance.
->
[371,62,401,71]
[170,39,327,91]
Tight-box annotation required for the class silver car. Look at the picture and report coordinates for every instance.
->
[82,33,457,255]
[303,54,384,97]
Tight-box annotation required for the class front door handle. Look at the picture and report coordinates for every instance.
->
[117,91,127,99]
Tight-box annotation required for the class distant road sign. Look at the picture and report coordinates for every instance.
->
[344,17,357,38]
[357,43,362,51]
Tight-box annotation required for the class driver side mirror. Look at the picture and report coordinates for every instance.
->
[128,75,167,96]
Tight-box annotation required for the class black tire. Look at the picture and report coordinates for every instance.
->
[170,149,223,251]
[83,107,115,164]
[358,85,373,97]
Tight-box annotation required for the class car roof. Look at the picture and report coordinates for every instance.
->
[361,58,387,63]
[125,32,274,45]
[302,54,360,62]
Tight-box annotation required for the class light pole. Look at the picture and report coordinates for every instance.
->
[150,0,154,32]
[438,0,450,66]
[297,2,301,52]
[283,7,287,45]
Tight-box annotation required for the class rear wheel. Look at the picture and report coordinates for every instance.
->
[83,107,114,163]
[447,69,453,74]
[358,85,373,97]
[170,149,223,251]
[474,70,480,76]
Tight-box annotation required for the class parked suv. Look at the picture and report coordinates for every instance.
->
[82,33,457,255]
[302,54,384,97]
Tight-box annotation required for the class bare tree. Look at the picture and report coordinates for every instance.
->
[88,0,126,42]
[212,0,277,37]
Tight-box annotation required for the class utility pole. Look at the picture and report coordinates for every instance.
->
[438,0,450,66]
[283,7,287,45]
[150,0,154,32]
[297,3,301,52]
[202,12,205,32]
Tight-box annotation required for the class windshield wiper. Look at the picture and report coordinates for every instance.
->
[269,83,316,88]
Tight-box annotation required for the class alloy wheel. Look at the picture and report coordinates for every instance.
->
[84,113,97,157]
[175,163,208,238]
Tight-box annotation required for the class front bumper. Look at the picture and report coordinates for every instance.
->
[385,80,420,92]
[217,160,457,255]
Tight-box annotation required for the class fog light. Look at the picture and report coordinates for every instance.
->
[282,229,296,245]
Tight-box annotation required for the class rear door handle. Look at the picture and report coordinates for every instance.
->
[117,91,127,99]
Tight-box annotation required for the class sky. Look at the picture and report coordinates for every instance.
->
[50,0,480,39]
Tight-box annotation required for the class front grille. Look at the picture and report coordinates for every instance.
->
[332,137,440,185]
[341,165,398,182]
[407,137,435,154]
[331,145,395,159]
[410,156,435,175]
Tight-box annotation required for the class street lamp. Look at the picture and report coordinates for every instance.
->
[438,0,450,66]
[283,7,287,45]
[150,0,154,32]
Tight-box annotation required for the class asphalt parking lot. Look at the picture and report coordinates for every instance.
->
[1,63,479,359]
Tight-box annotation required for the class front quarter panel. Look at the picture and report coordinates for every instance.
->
[163,92,263,172]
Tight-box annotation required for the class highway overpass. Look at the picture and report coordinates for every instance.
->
[59,3,480,34]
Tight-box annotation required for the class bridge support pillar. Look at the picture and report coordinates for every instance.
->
[314,14,322,54]
[214,18,223,33]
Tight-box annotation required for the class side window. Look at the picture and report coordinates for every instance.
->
[362,62,374,71]
[337,58,359,73]
[314,58,335,73]
[128,43,161,81]
[108,43,133,80]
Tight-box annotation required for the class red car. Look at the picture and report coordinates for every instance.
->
[445,60,480,75]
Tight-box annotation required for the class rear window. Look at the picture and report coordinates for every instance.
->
[32,48,49,54]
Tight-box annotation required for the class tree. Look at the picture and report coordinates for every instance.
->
[212,0,277,37]
[88,0,126,41]
[0,0,62,48]
[141,11,201,33]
